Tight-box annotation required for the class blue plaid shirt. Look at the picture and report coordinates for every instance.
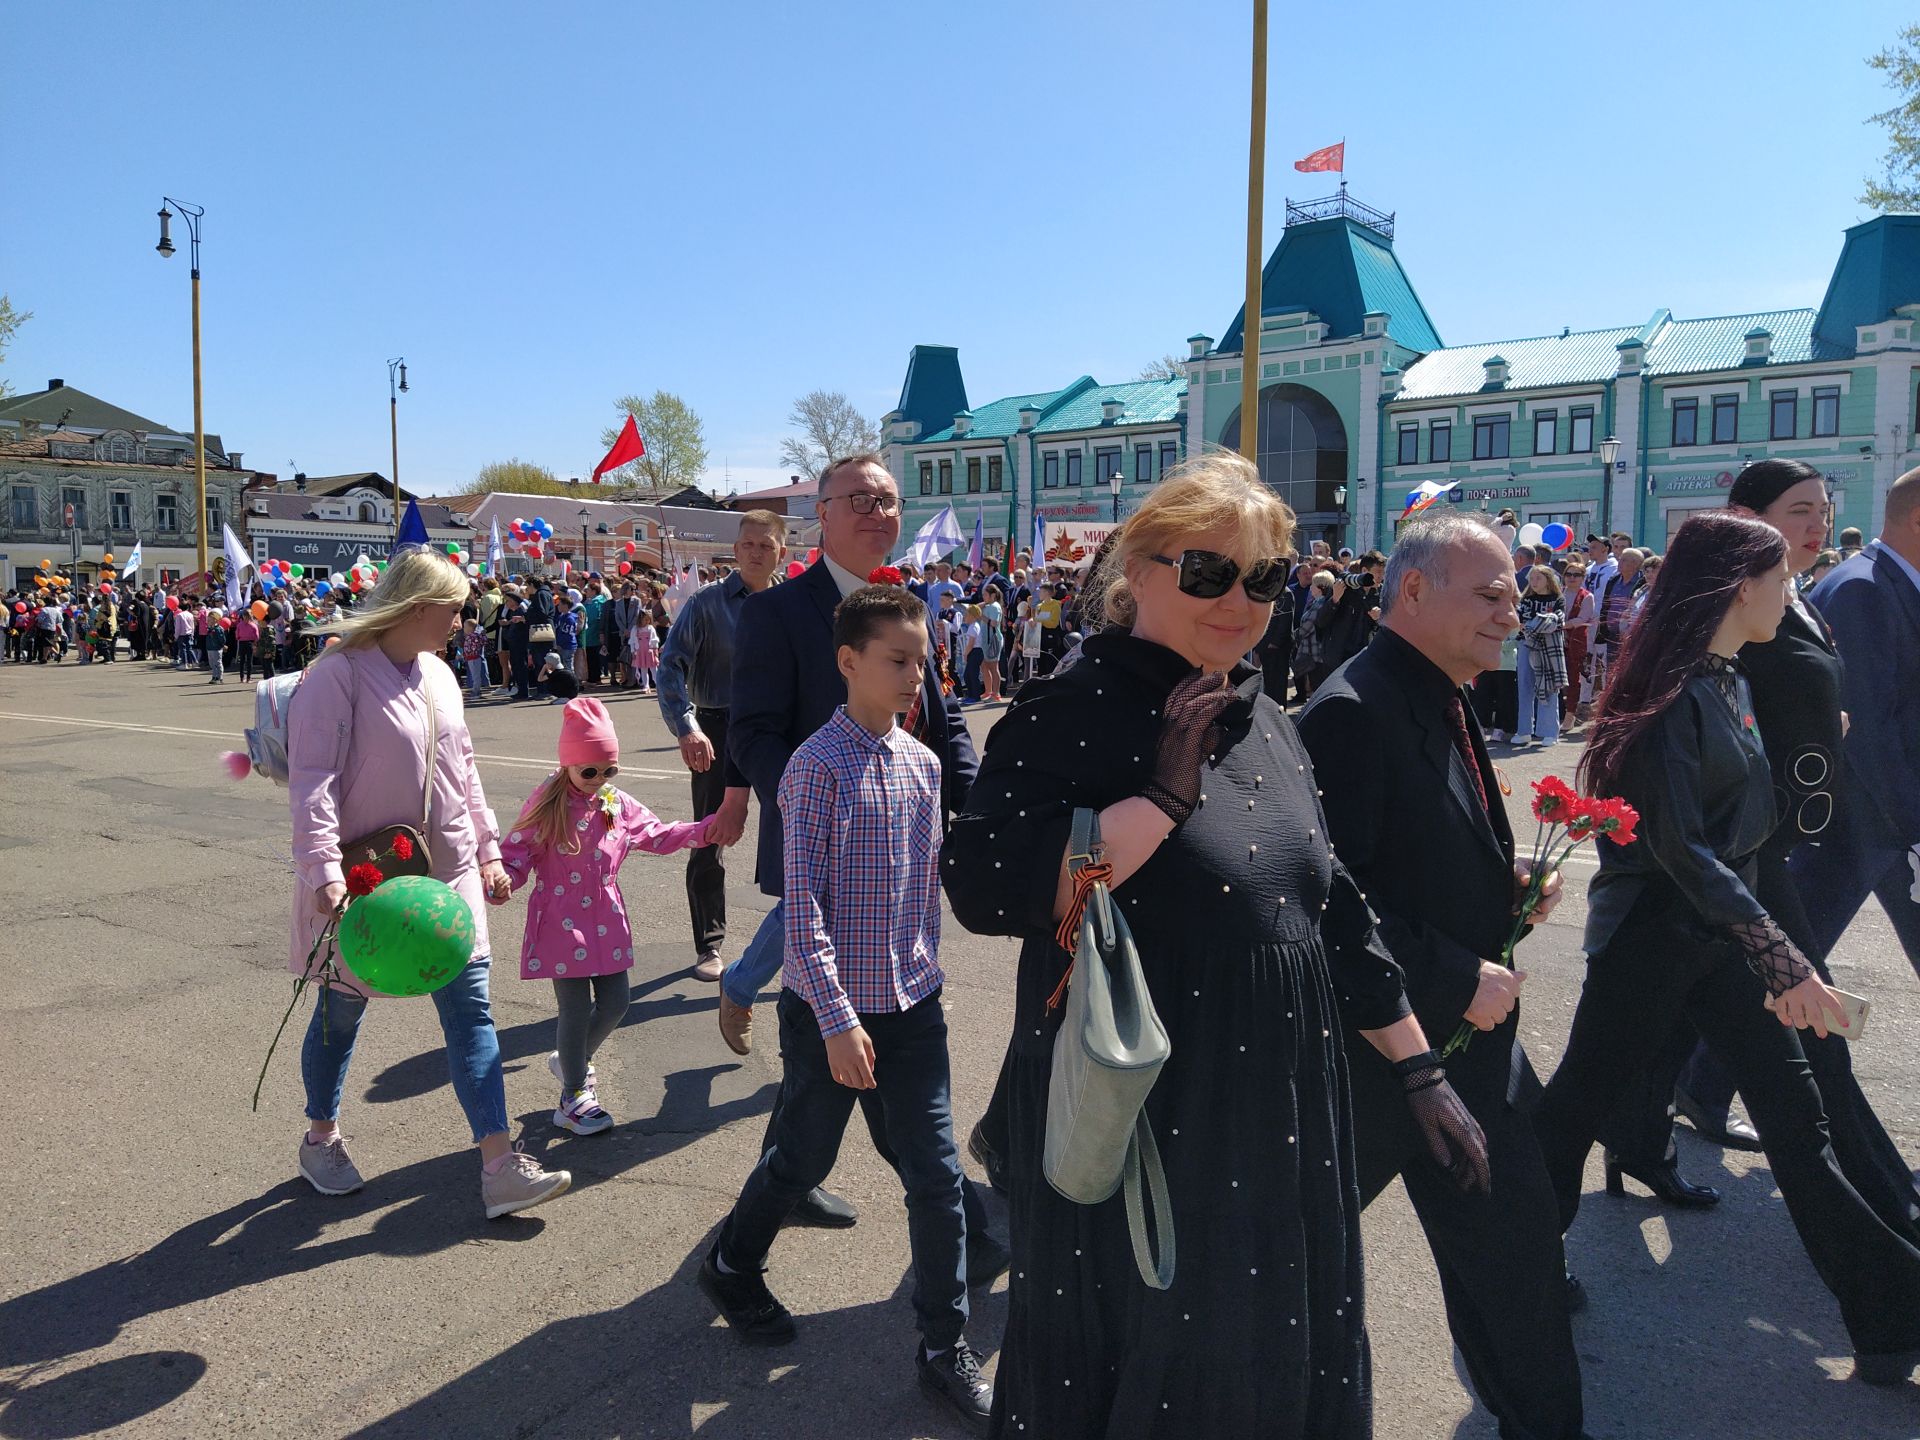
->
[778,706,944,1037]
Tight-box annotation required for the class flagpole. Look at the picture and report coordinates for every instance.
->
[1238,0,1268,468]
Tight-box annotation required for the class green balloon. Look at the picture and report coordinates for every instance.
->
[376,561,389,572]
[446,543,460,555]
[289,563,305,578]
[337,874,474,997]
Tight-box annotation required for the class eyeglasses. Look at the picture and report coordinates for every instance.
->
[823,492,901,516]
[1150,550,1290,603]
[575,764,619,780]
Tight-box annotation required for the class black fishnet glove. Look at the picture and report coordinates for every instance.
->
[1144,669,1235,825]
[1396,1052,1492,1196]
[1728,916,1815,998]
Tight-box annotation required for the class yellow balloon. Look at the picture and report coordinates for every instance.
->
[103,553,115,564]
[39,558,51,570]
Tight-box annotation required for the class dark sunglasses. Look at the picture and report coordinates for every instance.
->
[575,764,619,780]
[1150,550,1290,603]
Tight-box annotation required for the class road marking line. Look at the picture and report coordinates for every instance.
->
[0,712,683,781]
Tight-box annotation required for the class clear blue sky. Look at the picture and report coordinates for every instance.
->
[3,0,1911,498]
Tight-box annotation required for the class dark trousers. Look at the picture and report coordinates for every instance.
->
[1794,824,1920,980]
[1471,669,1519,735]
[1534,888,1920,1356]
[584,645,603,685]
[506,643,530,699]
[1261,656,1292,706]
[1352,1035,1585,1440]
[722,990,968,1348]
[527,641,552,694]
[686,706,730,958]
[963,648,983,700]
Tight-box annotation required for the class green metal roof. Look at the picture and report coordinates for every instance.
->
[1814,213,1920,351]
[1218,216,1443,355]
[1642,308,1844,375]
[891,345,969,440]
[1034,377,1184,434]
[1393,325,1639,400]
[918,387,1063,443]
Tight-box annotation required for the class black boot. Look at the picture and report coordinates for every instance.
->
[1675,1087,1762,1152]
[1604,1150,1722,1208]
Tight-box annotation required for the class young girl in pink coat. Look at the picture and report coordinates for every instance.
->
[497,696,717,1135]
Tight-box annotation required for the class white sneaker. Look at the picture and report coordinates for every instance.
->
[1488,729,1509,744]
[554,1087,614,1136]
[547,1051,595,1088]
[1512,733,1532,746]
[481,1145,572,1218]
[298,1133,365,1195]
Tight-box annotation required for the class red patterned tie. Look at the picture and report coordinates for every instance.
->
[1446,695,1491,814]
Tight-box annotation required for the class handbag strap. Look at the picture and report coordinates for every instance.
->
[1122,1113,1176,1290]
[1048,808,1114,1007]
[421,669,438,833]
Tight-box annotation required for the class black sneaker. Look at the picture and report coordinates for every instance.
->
[697,1241,796,1346]
[916,1339,992,1433]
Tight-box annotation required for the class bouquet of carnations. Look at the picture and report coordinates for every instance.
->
[1440,776,1639,1058]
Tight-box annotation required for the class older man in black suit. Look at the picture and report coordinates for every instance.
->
[1298,512,1586,1440]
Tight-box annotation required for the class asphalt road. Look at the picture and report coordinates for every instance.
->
[1,657,1917,1439]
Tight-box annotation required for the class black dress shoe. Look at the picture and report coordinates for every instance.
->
[697,1242,796,1346]
[966,1231,1011,1289]
[785,1185,858,1229]
[1565,1271,1588,1315]
[1854,1348,1920,1386]
[917,1339,993,1433]
[1603,1151,1722,1208]
[967,1118,1010,1193]
[1675,1087,1763,1152]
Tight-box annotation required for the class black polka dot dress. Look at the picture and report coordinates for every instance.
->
[944,629,1410,1439]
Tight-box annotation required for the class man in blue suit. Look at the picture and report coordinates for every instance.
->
[1794,467,1920,973]
[721,455,999,1258]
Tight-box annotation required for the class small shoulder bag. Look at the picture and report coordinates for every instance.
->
[1042,807,1176,1289]
[338,670,437,878]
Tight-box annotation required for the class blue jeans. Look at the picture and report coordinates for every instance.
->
[720,989,968,1348]
[721,900,785,1008]
[300,955,511,1141]
[1515,646,1559,741]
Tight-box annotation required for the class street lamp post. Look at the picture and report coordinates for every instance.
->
[1598,435,1622,537]
[1333,483,1348,550]
[387,358,409,544]
[578,508,591,581]
[155,199,209,580]
[1107,463,1122,523]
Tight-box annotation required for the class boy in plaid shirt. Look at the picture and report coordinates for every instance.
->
[699,584,990,1432]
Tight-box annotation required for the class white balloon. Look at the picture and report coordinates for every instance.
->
[466,563,481,577]
[1517,523,1545,548]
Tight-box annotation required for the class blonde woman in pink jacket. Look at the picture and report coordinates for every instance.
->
[287,546,572,1219]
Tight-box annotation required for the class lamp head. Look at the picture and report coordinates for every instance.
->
[1599,435,1621,467]
[397,361,408,393]
[155,206,175,258]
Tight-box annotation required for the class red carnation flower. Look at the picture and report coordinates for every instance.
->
[1564,798,1598,842]
[1590,797,1641,846]
[389,833,415,861]
[868,566,904,586]
[1530,775,1578,824]
[346,863,386,897]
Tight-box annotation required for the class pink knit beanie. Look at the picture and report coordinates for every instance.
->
[557,697,619,767]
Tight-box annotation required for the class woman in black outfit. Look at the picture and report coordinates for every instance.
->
[944,455,1491,1438]
[1532,510,1920,1387]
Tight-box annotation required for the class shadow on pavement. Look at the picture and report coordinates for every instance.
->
[0,1065,773,1374]
[346,1240,1008,1440]
[0,1351,207,1438]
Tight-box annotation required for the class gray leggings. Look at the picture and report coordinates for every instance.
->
[553,973,632,1092]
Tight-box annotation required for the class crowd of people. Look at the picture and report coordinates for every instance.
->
[20,446,1918,1433]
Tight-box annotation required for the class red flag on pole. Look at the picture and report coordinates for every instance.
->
[592,415,646,482]
[1294,141,1345,174]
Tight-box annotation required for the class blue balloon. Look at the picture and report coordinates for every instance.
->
[315,580,332,596]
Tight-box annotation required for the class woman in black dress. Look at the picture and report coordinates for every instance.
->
[944,456,1490,1438]
[1532,510,1920,1386]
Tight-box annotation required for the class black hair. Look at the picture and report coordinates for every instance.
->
[834,584,928,652]
[1727,457,1822,514]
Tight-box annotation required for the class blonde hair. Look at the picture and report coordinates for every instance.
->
[737,508,785,542]
[1101,450,1295,629]
[513,770,601,858]
[310,545,471,654]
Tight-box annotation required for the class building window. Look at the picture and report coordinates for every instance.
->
[938,460,953,494]
[1397,424,1418,465]
[1134,446,1152,482]
[1043,453,1059,489]
[1065,451,1083,486]
[1430,421,1452,464]
[1671,398,1699,447]
[111,491,132,529]
[987,456,1003,492]
[1159,441,1178,476]
[1770,390,1797,440]
[1569,408,1593,453]
[1471,415,1510,461]
[157,494,179,532]
[918,461,933,496]
[358,501,380,523]
[206,496,224,534]
[10,484,34,529]
[1711,395,1738,445]
[1094,447,1122,486]
[966,457,982,493]
[1532,411,1556,456]
[61,487,87,530]
[1811,386,1840,438]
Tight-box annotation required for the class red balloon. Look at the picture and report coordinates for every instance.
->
[11,602,23,614]
[785,560,805,578]
[166,595,180,610]
[100,583,113,595]
[617,561,632,575]
[623,541,636,555]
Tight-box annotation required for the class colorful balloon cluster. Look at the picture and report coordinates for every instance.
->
[1516,522,1576,553]
[506,516,553,561]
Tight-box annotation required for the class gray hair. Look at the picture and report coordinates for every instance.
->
[1381,512,1501,616]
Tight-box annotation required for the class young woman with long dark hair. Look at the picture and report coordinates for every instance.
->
[1530,510,1920,1387]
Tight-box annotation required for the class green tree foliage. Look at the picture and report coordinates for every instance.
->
[0,295,32,399]
[1863,24,1920,212]
[473,458,570,496]
[778,389,880,482]
[601,391,708,490]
